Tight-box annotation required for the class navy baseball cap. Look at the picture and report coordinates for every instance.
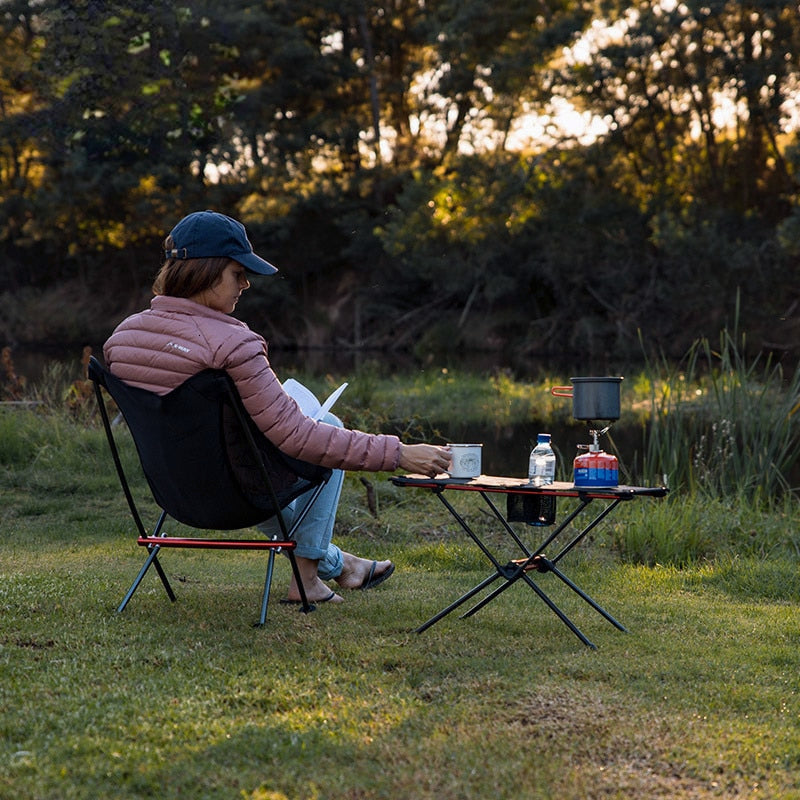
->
[165,210,278,275]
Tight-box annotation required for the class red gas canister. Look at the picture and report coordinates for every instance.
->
[573,444,619,488]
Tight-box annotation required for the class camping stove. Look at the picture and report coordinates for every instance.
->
[573,426,619,488]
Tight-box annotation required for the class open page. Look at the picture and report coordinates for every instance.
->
[283,378,348,421]
[316,382,348,419]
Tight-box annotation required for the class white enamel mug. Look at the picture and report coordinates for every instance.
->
[447,443,482,478]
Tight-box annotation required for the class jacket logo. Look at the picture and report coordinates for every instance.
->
[166,341,190,353]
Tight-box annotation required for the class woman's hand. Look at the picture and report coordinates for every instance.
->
[398,443,451,477]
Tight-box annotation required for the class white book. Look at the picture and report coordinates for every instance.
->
[282,377,348,421]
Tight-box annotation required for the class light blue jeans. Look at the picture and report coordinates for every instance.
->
[256,412,345,581]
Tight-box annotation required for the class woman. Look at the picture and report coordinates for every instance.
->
[104,210,451,605]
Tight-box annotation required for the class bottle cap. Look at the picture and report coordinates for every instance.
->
[537,433,551,443]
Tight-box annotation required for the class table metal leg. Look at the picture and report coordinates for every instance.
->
[514,498,628,633]
[460,566,597,649]
[549,498,623,565]
[434,490,507,573]
[535,556,626,632]
[415,572,503,633]
[418,486,632,648]
[479,492,533,555]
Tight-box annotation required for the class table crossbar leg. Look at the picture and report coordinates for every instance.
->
[459,566,524,618]
[461,567,597,649]
[415,573,502,633]
[538,557,626,632]
[528,498,592,559]
[518,572,597,649]
[549,498,622,565]
[434,490,506,572]
[480,492,532,555]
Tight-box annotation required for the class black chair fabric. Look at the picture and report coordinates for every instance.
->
[91,359,329,530]
[88,356,331,621]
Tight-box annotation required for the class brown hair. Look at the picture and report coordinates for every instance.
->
[152,234,231,297]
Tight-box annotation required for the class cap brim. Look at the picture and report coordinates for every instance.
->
[235,252,278,275]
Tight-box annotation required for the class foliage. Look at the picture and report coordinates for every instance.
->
[563,0,800,218]
[1,1,800,357]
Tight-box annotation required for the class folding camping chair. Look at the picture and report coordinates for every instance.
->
[88,356,332,625]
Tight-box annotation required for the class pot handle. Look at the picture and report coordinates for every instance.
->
[551,386,573,398]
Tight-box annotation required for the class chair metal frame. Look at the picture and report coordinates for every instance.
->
[89,356,330,625]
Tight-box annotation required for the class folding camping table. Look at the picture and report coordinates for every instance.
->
[391,474,668,648]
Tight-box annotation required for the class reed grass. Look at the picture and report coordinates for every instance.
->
[631,325,800,503]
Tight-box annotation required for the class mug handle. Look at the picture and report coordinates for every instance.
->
[551,386,573,397]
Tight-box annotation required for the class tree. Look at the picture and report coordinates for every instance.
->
[560,0,800,215]
[1,0,798,358]
[0,1,48,289]
[533,0,800,354]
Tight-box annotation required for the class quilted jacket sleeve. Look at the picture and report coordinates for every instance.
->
[220,333,401,472]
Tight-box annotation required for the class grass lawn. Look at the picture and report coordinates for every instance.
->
[2,443,800,800]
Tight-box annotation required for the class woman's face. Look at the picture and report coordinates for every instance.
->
[191,260,250,313]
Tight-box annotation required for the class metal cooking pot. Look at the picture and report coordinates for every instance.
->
[551,376,623,421]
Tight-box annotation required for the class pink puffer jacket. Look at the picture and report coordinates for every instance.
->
[103,296,402,472]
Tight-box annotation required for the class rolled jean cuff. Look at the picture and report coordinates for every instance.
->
[305,542,344,581]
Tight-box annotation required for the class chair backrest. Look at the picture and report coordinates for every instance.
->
[88,356,330,531]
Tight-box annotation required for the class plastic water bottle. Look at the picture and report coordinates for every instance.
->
[524,433,557,526]
[528,433,556,486]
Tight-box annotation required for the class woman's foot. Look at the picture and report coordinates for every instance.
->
[287,557,344,603]
[285,575,344,604]
[335,553,394,590]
